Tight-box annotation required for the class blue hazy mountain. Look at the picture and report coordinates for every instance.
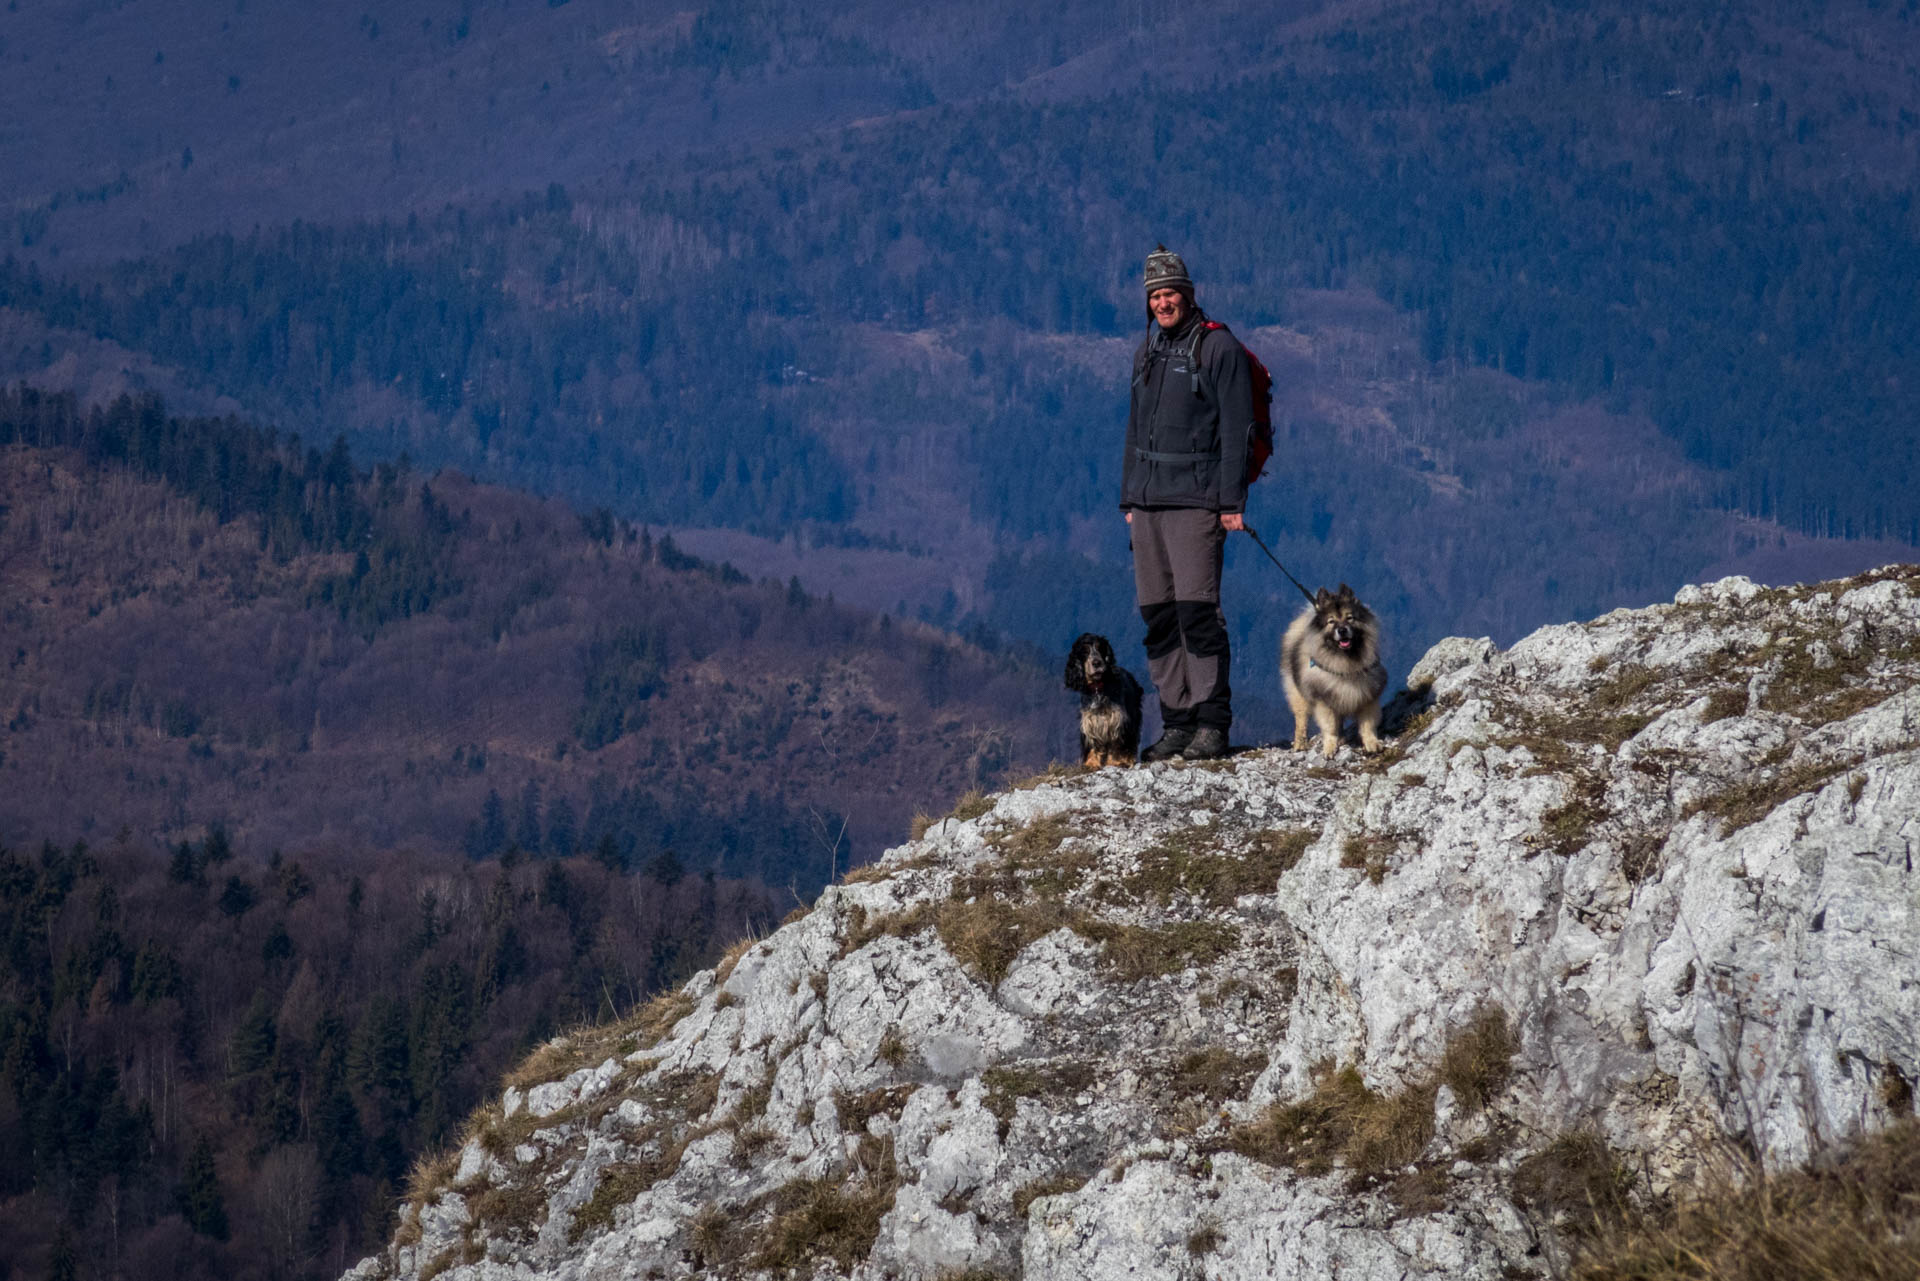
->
[3,0,1916,688]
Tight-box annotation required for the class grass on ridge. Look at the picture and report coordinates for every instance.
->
[1227,1006,1515,1182]
[1570,1119,1920,1281]
[1682,755,1864,834]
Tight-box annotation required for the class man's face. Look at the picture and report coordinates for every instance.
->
[1149,287,1190,329]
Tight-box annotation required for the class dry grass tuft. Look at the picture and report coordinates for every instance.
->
[417,1239,483,1281]
[1229,1008,1514,1183]
[470,1176,552,1242]
[1494,666,1661,765]
[1542,778,1610,856]
[1683,756,1861,834]
[677,1069,723,1125]
[1387,1164,1454,1216]
[1229,1064,1412,1176]
[1756,630,1920,725]
[1187,1219,1224,1256]
[688,1202,738,1270]
[1012,1172,1090,1219]
[951,790,995,823]
[1077,919,1240,982]
[936,898,1069,986]
[1881,1063,1913,1116]
[1121,826,1318,905]
[632,989,698,1048]
[562,1068,719,1244]
[982,1060,1097,1133]
[1341,831,1404,884]
[504,987,695,1093]
[843,851,936,884]
[1618,831,1666,884]
[1572,1119,1920,1280]
[835,1084,916,1135]
[712,934,761,986]
[986,812,1080,869]
[1701,687,1748,723]
[1008,762,1084,791]
[401,1145,460,1224]
[856,809,1250,993]
[1168,1046,1268,1102]
[1511,1130,1634,1237]
[840,901,938,957]
[749,1147,899,1273]
[733,1065,775,1123]
[503,1036,597,1091]
[1436,1007,1517,1112]
[731,1124,779,1167]
[569,1143,692,1243]
[1589,663,1657,713]
[1493,730,1590,777]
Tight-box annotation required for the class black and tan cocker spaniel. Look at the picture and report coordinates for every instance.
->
[1063,633,1144,768]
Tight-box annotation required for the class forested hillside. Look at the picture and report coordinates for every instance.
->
[4,0,1915,678]
[0,830,778,1280]
[0,387,1061,875]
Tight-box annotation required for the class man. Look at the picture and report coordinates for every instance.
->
[1121,246,1255,762]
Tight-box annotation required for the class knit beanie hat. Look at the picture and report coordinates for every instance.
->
[1143,244,1193,296]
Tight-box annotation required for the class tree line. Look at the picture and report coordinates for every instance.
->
[1,388,1055,889]
[0,831,778,1280]
[3,0,1913,570]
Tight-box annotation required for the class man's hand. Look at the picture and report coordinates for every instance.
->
[1219,512,1245,532]
[1124,511,1132,524]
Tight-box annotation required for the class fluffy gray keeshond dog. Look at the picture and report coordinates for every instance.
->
[1281,583,1388,757]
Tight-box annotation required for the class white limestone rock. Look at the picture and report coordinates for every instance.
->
[349,565,1920,1281]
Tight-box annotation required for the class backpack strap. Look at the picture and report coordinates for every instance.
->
[1188,321,1228,399]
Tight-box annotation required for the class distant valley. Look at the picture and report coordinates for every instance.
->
[3,0,1914,692]
[0,389,1061,882]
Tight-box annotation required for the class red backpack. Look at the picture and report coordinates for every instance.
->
[1196,321,1275,485]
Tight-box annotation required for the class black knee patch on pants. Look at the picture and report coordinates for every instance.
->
[1176,600,1229,658]
[1140,601,1181,659]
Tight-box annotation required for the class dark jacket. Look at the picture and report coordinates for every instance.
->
[1120,312,1256,513]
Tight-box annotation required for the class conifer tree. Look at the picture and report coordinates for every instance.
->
[167,840,200,884]
[591,831,626,873]
[229,993,277,1077]
[217,875,256,918]
[515,780,543,854]
[202,823,234,867]
[48,1225,77,1281]
[179,1134,230,1240]
[546,796,578,858]
[474,790,507,859]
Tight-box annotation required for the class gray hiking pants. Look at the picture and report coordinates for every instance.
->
[1130,508,1231,731]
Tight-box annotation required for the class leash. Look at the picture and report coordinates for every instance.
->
[1240,526,1317,606]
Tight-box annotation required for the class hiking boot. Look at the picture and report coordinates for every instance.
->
[1140,727,1195,763]
[1178,727,1230,761]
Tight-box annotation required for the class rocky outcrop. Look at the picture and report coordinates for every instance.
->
[351,566,1920,1281]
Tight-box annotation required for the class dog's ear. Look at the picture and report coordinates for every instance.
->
[1336,583,1355,602]
[1064,635,1091,691]
[1313,587,1334,609]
